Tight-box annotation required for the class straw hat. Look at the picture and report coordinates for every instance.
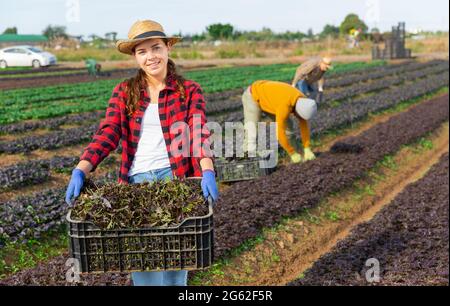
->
[116,20,182,55]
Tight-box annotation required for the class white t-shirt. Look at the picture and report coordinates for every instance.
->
[128,103,171,176]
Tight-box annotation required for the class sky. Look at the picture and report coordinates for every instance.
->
[1,0,449,38]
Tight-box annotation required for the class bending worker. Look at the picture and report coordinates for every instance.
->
[242,80,317,163]
[291,57,333,103]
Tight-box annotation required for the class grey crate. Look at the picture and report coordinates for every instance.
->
[215,154,276,183]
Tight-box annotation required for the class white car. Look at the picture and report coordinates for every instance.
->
[0,45,57,69]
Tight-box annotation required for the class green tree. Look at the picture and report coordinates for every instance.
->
[42,25,68,40]
[320,24,340,38]
[206,23,234,40]
[339,13,368,35]
[105,32,117,41]
[191,33,207,41]
[3,27,18,34]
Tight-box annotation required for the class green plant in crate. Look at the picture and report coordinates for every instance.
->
[70,179,212,272]
[71,178,208,229]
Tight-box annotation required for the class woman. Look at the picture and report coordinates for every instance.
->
[65,20,219,286]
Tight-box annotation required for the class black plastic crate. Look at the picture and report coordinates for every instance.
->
[67,199,214,274]
[215,153,276,183]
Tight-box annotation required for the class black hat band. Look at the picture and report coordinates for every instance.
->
[133,31,167,40]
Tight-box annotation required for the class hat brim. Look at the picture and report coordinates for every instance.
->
[116,36,182,55]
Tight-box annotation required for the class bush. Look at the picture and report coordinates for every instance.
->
[180,50,204,60]
[292,49,304,56]
[216,49,244,59]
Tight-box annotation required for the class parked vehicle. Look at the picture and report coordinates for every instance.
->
[0,45,57,69]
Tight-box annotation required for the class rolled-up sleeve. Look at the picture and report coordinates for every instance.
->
[80,83,123,172]
[187,83,214,164]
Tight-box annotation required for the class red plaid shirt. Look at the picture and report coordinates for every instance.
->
[80,75,213,183]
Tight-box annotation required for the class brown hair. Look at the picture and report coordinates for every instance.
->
[125,40,185,117]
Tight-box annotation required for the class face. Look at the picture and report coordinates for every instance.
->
[320,62,329,71]
[133,38,171,78]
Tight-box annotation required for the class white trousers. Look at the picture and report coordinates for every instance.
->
[242,87,298,154]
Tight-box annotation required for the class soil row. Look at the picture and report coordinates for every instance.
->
[289,153,449,286]
[0,69,137,90]
[212,94,449,258]
[0,94,447,286]
[0,60,433,91]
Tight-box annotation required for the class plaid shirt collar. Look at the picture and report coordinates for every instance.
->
[138,74,178,93]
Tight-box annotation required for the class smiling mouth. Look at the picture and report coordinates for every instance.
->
[147,61,161,68]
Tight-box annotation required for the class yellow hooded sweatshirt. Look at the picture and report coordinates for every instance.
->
[250,80,311,155]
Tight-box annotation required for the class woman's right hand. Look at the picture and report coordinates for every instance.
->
[65,168,86,205]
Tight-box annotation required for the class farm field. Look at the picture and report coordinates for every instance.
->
[289,152,449,286]
[0,58,448,286]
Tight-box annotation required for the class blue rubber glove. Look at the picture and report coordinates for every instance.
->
[65,168,86,205]
[201,170,219,203]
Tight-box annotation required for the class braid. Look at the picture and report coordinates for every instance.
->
[125,68,146,117]
[167,58,186,100]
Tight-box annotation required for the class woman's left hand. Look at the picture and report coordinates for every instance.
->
[201,170,219,202]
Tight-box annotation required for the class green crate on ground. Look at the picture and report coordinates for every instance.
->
[215,153,277,183]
